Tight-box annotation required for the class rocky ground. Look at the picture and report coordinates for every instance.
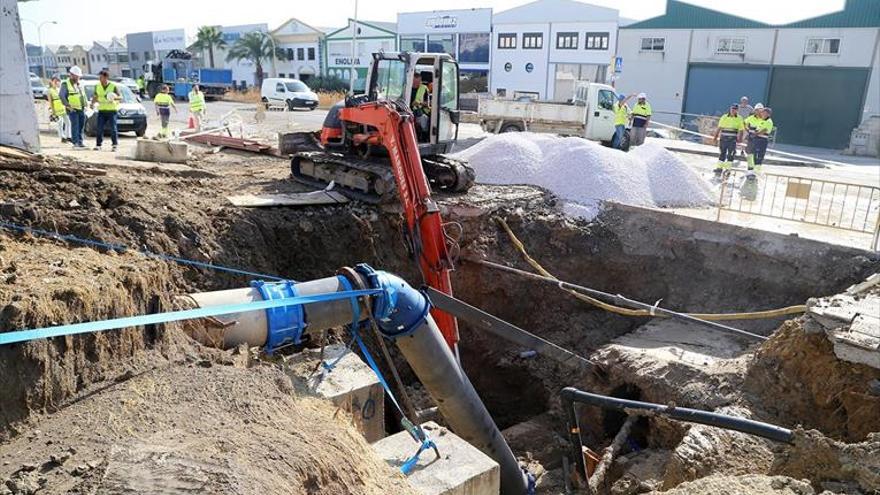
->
[1,143,879,494]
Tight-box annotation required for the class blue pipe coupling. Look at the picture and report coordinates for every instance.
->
[356,263,430,338]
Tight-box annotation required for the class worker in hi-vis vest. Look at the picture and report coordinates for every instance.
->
[612,93,633,150]
[629,93,652,147]
[410,72,430,140]
[746,107,774,179]
[153,85,178,138]
[91,70,122,152]
[48,76,71,143]
[188,84,206,131]
[59,66,87,148]
[712,104,745,175]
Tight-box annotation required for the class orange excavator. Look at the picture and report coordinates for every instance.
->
[290,52,475,350]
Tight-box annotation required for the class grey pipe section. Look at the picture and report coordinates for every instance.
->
[396,315,527,495]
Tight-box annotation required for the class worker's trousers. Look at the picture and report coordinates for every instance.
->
[190,109,204,131]
[68,110,85,147]
[716,135,737,169]
[56,113,71,141]
[158,109,171,137]
[612,124,626,149]
[95,111,118,147]
[630,126,647,147]
[746,137,768,170]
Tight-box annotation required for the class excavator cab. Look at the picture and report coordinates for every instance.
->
[366,52,462,154]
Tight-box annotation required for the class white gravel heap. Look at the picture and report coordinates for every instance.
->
[451,133,715,219]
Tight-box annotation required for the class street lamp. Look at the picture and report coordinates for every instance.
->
[22,19,58,76]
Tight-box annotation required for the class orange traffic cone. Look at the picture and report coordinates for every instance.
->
[188,116,195,129]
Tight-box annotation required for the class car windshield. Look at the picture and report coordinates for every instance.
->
[285,81,308,92]
[30,79,43,88]
[84,83,137,104]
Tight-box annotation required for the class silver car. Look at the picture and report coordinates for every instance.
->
[30,77,48,100]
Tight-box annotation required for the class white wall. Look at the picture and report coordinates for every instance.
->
[397,8,492,35]
[688,28,774,65]
[490,24,551,98]
[774,27,879,67]
[548,21,618,65]
[0,0,39,151]
[864,37,880,122]
[276,42,320,79]
[614,29,690,124]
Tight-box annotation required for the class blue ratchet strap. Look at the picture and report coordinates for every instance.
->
[0,289,381,346]
[336,275,438,474]
[251,280,305,353]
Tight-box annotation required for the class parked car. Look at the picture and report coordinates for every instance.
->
[82,81,147,137]
[30,77,48,100]
[260,77,319,110]
[114,77,139,93]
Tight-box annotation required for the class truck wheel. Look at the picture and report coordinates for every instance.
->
[136,127,146,137]
[500,123,523,133]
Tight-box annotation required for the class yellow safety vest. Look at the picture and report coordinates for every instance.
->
[753,118,774,138]
[48,87,66,116]
[189,90,205,112]
[64,79,84,110]
[95,82,119,112]
[154,93,173,108]
[613,102,629,126]
[413,84,429,109]
[718,114,744,136]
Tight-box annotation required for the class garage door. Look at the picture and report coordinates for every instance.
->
[684,65,770,118]
[768,67,870,149]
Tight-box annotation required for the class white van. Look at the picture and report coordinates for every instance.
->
[260,78,319,111]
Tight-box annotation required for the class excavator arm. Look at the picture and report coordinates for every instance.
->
[338,100,460,350]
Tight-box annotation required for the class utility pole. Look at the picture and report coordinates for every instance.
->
[349,0,358,94]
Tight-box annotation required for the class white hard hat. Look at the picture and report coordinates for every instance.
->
[637,92,647,99]
[754,103,764,110]
[69,66,83,77]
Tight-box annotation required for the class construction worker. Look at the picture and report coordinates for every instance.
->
[612,93,633,149]
[737,96,754,119]
[59,66,87,148]
[743,102,765,170]
[91,70,121,151]
[188,84,206,131]
[629,93,652,147]
[747,107,774,179]
[153,85,177,138]
[712,104,745,175]
[47,76,71,143]
[136,75,145,97]
[410,72,430,140]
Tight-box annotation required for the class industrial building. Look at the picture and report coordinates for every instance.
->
[323,19,398,90]
[126,29,186,79]
[272,18,325,83]
[489,0,621,101]
[397,8,493,94]
[615,0,880,148]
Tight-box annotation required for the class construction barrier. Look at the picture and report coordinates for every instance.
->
[716,170,880,251]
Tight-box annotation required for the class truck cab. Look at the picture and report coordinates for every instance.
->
[573,81,617,142]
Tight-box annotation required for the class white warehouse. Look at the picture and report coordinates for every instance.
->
[489,0,620,101]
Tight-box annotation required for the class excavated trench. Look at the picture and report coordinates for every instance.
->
[1,166,879,492]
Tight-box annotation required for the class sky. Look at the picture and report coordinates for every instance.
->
[18,0,846,47]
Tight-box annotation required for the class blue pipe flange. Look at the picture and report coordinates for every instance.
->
[355,263,430,338]
[251,280,306,352]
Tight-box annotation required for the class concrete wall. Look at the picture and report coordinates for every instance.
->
[0,0,40,152]
[774,27,880,67]
[688,28,775,65]
[615,29,690,124]
[864,38,880,122]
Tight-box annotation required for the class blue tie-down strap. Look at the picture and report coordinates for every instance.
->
[251,280,306,353]
[399,436,439,475]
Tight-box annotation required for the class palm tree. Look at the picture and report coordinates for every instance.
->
[193,26,226,68]
[225,32,281,86]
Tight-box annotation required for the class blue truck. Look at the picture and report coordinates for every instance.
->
[168,68,233,101]
[147,52,233,101]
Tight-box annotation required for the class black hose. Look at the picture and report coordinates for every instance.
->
[561,387,793,444]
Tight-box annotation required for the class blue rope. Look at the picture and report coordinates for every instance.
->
[0,220,285,281]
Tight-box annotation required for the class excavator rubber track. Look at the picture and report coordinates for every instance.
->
[291,150,476,204]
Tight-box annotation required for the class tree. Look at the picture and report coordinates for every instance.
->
[225,32,281,87]
[193,26,226,69]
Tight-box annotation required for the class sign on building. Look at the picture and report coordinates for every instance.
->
[153,29,185,51]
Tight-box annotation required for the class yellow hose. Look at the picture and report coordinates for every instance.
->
[495,218,807,321]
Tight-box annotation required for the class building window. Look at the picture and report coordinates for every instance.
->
[118,53,129,63]
[458,33,489,63]
[498,33,516,49]
[278,73,285,78]
[639,37,665,52]
[427,34,455,56]
[523,32,543,49]
[585,32,609,50]
[144,51,150,61]
[297,47,305,60]
[130,52,139,61]
[556,32,578,49]
[307,47,315,60]
[716,37,746,54]
[806,38,840,54]
[286,48,293,60]
[400,36,426,52]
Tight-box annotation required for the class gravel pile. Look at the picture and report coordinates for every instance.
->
[452,133,715,219]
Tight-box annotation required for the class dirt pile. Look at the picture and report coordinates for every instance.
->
[0,356,415,495]
[746,318,880,442]
[652,474,815,495]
